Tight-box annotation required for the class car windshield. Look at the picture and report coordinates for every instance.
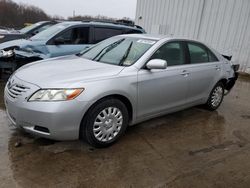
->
[20,22,44,34]
[31,23,71,41]
[81,36,156,66]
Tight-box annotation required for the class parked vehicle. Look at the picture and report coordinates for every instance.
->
[0,26,16,34]
[0,21,145,74]
[0,21,58,43]
[4,34,238,147]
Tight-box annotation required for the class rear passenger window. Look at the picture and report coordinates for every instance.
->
[208,50,219,62]
[94,28,123,43]
[150,42,185,66]
[188,43,209,64]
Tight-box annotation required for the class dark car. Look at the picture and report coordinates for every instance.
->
[0,21,58,44]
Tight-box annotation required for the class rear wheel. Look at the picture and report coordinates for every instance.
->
[81,98,129,148]
[205,82,224,111]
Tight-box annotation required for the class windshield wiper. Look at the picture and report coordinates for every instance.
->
[93,38,125,62]
[119,41,133,65]
[76,46,92,56]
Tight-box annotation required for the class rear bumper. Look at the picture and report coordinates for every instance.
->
[225,72,238,92]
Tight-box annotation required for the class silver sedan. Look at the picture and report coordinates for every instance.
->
[4,34,238,147]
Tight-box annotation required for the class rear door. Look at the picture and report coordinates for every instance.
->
[137,41,189,119]
[184,41,222,103]
[47,26,91,58]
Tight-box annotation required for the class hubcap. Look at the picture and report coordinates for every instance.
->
[211,86,223,107]
[93,107,123,142]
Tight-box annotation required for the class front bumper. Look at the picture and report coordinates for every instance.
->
[4,78,91,140]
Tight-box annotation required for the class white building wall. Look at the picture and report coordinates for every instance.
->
[135,0,250,72]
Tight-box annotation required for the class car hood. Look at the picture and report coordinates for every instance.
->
[0,39,45,50]
[15,55,125,88]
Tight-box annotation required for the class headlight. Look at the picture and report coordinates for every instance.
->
[28,89,84,102]
[1,49,14,57]
[0,35,5,39]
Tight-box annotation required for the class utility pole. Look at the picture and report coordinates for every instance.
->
[73,10,75,18]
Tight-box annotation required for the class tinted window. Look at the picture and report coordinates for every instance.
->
[123,29,143,34]
[57,29,72,44]
[188,43,209,64]
[150,42,185,66]
[94,27,123,43]
[54,27,89,45]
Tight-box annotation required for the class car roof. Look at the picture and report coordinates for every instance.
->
[120,34,169,40]
[121,34,205,43]
[53,21,144,31]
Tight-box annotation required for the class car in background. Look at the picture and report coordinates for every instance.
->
[0,21,58,44]
[4,34,238,147]
[0,26,16,34]
[0,21,145,74]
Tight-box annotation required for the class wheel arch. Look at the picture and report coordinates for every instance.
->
[218,78,228,88]
[79,94,134,139]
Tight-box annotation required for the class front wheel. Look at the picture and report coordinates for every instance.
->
[205,82,225,111]
[81,98,129,148]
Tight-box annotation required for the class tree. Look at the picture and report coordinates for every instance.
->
[0,0,51,29]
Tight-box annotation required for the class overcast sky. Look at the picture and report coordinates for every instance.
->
[12,0,137,19]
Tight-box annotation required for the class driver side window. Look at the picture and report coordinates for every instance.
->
[150,42,185,66]
[54,29,73,45]
[53,27,90,45]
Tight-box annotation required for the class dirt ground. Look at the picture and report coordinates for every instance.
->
[0,76,250,188]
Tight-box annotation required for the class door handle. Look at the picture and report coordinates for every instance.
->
[215,66,221,71]
[180,70,190,76]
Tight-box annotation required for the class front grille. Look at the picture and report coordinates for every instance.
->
[7,84,30,99]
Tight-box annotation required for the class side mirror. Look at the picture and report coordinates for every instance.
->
[146,59,167,70]
[54,37,65,45]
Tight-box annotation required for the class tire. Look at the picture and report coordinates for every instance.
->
[81,98,129,148]
[205,82,225,111]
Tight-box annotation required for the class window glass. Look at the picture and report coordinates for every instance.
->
[188,43,209,63]
[33,24,53,34]
[54,27,89,45]
[31,23,71,41]
[20,22,43,34]
[208,49,219,62]
[94,28,123,43]
[71,27,89,44]
[123,29,143,34]
[55,29,73,44]
[81,37,155,66]
[150,42,184,66]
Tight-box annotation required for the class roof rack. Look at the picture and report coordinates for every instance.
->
[81,19,143,30]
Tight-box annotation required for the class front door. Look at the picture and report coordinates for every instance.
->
[137,41,189,119]
[47,27,91,58]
